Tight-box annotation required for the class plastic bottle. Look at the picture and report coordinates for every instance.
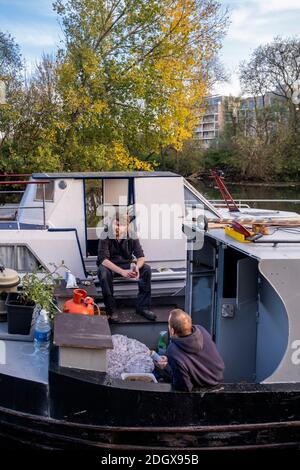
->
[157,330,168,355]
[34,309,51,352]
[150,350,161,362]
[130,262,136,273]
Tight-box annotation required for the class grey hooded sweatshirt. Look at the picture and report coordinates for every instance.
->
[167,325,225,392]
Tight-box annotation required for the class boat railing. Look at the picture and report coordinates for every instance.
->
[209,199,300,209]
[210,200,251,209]
[0,175,50,228]
[185,200,206,208]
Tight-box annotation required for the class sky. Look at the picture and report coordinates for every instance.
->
[1,0,300,96]
[217,0,300,95]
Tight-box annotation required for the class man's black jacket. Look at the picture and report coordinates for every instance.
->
[97,236,144,266]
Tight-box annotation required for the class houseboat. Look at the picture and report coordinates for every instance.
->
[0,171,300,451]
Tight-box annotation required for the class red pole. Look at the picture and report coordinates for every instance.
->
[210,170,240,212]
[0,180,49,185]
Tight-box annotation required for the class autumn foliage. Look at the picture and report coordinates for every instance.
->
[0,1,226,173]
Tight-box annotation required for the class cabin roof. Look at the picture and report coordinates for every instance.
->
[206,227,300,260]
[32,171,179,180]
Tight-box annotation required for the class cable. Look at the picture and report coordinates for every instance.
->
[277,227,300,234]
[263,227,280,236]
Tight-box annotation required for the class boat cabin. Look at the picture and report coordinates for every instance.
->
[0,172,194,292]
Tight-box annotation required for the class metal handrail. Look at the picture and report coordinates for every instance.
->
[0,179,49,228]
[0,190,25,194]
[0,206,44,210]
[209,199,300,203]
[0,180,49,185]
[0,173,32,177]
[187,198,300,210]
[212,202,251,209]
[185,200,205,207]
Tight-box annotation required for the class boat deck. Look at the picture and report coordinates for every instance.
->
[0,222,46,230]
[0,302,176,388]
[54,279,183,349]
[0,339,48,384]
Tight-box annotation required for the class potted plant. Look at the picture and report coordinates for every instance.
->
[0,265,20,322]
[5,263,65,335]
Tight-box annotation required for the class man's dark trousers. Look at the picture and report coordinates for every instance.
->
[98,263,151,314]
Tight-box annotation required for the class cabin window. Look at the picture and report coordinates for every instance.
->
[184,185,218,219]
[0,244,45,272]
[35,181,55,202]
[85,179,103,256]
[85,179,103,228]
[184,186,199,206]
[85,178,132,257]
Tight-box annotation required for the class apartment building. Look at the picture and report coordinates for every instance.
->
[194,95,225,148]
[195,93,280,148]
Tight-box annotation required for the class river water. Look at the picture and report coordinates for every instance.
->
[191,180,300,214]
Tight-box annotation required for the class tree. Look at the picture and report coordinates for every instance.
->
[237,37,300,180]
[49,0,227,170]
[240,37,300,129]
[0,31,22,79]
[0,31,22,161]
[0,53,63,172]
[0,2,228,173]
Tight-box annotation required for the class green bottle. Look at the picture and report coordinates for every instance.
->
[157,330,168,355]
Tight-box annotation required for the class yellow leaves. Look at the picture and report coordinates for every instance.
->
[30,145,61,172]
[146,0,209,151]
[57,61,76,89]
[82,50,99,76]
[9,0,223,175]
[166,0,195,37]
[39,127,57,145]
[93,99,106,114]
[54,120,68,131]
[106,141,153,171]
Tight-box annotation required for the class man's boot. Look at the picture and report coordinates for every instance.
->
[136,309,156,321]
[108,311,119,322]
[105,295,118,322]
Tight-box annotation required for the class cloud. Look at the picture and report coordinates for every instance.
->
[216,0,300,94]
[15,29,58,48]
[0,0,56,17]
[223,0,300,12]
[228,7,273,45]
[213,73,241,96]
[228,4,274,44]
[224,0,300,45]
[1,7,61,48]
[1,17,61,73]
[260,0,300,13]
[1,1,60,52]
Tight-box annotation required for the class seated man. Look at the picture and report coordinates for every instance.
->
[97,214,156,322]
[156,309,224,391]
